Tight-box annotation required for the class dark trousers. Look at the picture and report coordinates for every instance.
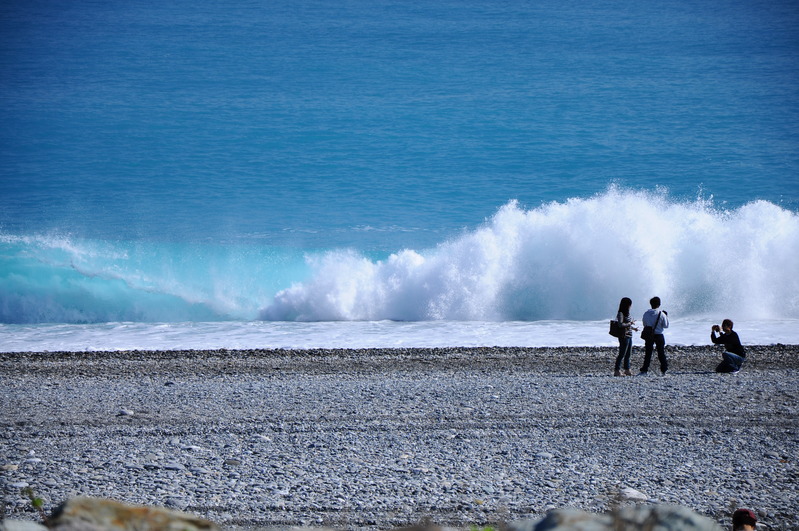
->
[641,334,667,373]
[716,351,745,373]
[615,336,632,371]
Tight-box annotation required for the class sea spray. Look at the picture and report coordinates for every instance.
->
[262,190,799,322]
[2,190,798,324]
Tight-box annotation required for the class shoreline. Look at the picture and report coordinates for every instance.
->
[3,342,799,363]
[2,346,798,529]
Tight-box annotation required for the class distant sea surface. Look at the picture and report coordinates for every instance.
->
[1,0,798,351]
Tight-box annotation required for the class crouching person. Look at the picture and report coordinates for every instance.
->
[711,319,746,373]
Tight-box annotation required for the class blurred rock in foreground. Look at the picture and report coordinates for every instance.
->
[2,496,219,531]
[510,505,723,531]
[0,497,726,531]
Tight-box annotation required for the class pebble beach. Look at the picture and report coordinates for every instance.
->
[1,345,797,530]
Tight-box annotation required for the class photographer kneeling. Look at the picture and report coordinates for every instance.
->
[711,319,746,373]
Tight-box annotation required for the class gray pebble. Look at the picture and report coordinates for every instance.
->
[1,345,797,529]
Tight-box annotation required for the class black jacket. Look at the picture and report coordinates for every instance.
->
[711,330,745,357]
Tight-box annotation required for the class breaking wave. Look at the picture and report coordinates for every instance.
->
[2,189,797,324]
[261,189,799,322]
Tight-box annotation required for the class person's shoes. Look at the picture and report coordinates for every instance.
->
[614,369,622,377]
[624,369,633,376]
[660,371,667,376]
[638,371,648,376]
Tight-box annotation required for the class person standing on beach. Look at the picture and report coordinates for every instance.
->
[640,296,669,375]
[711,319,746,373]
[614,297,638,376]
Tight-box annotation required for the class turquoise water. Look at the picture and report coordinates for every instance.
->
[1,0,798,339]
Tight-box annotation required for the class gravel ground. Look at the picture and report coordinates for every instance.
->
[1,345,797,530]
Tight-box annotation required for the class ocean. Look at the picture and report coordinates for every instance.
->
[1,0,798,352]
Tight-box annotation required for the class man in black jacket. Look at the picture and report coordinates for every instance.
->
[711,319,746,373]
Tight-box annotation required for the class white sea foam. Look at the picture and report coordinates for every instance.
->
[1,318,796,353]
[262,190,799,322]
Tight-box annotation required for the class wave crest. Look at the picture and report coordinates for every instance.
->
[3,189,797,324]
[261,190,799,321]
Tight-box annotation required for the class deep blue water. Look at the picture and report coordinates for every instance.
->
[1,0,798,335]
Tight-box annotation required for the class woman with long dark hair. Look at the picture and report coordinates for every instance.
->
[614,297,638,376]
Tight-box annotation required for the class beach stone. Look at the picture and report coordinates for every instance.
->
[0,521,49,531]
[620,487,648,501]
[182,445,206,452]
[617,505,723,530]
[514,508,612,531]
[164,497,189,510]
[48,496,219,531]
[509,504,723,531]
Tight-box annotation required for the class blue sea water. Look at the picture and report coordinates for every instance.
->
[1,0,798,350]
